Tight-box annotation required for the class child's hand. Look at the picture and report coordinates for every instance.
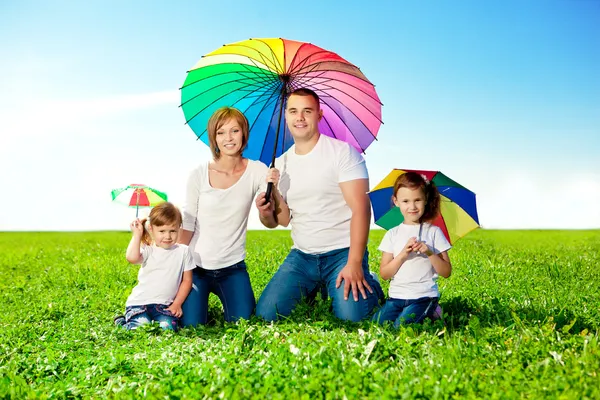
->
[401,237,418,256]
[413,241,433,256]
[166,303,183,318]
[130,219,144,237]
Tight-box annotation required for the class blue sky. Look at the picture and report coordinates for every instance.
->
[1,0,599,230]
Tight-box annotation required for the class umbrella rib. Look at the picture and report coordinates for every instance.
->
[181,75,277,115]
[203,44,280,73]
[290,63,382,108]
[292,73,383,124]
[192,81,282,141]
[319,95,375,152]
[181,67,275,91]
[252,38,285,75]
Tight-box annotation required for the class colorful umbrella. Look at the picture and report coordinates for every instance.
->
[369,169,479,244]
[180,37,383,170]
[111,184,168,218]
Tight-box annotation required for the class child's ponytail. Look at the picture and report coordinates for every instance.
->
[139,218,153,246]
[421,180,441,223]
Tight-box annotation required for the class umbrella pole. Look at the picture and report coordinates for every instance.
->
[135,190,140,218]
[265,85,287,202]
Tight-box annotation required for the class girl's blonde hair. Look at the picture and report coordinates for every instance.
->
[207,107,249,160]
[393,172,441,223]
[140,202,182,245]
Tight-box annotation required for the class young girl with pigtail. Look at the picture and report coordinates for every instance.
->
[114,202,195,331]
[372,172,452,328]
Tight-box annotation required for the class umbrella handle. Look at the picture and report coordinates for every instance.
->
[265,182,274,204]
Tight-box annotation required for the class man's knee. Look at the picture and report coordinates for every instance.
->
[256,297,279,322]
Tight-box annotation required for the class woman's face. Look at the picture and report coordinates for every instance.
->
[215,118,244,158]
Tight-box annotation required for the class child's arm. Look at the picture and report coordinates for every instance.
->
[379,237,417,280]
[166,270,193,318]
[429,251,452,278]
[125,219,144,264]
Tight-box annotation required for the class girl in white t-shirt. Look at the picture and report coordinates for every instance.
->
[114,202,195,331]
[372,172,452,328]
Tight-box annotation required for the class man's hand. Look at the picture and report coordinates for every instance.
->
[335,263,373,301]
[255,192,273,216]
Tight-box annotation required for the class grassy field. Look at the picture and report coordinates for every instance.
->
[0,229,599,399]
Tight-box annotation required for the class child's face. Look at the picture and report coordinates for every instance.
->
[149,223,180,249]
[394,186,426,225]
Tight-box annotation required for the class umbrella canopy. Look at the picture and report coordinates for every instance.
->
[369,169,480,244]
[111,184,168,218]
[180,38,383,166]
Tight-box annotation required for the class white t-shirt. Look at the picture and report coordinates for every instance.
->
[275,134,368,254]
[378,223,452,300]
[126,244,196,307]
[182,159,268,269]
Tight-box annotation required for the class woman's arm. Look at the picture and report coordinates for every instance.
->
[179,168,200,243]
[166,270,193,318]
[179,229,194,245]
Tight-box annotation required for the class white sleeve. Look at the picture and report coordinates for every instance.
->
[182,167,201,232]
[254,160,269,195]
[378,230,394,254]
[338,144,368,183]
[183,246,196,271]
[140,245,152,262]
[432,226,452,254]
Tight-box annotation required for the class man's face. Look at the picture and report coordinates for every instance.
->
[285,94,323,141]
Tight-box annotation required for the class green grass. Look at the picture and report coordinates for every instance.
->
[1,230,599,399]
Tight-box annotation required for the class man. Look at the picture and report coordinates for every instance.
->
[255,88,383,322]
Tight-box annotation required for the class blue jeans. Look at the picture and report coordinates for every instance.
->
[181,260,255,327]
[256,248,383,322]
[121,304,179,331]
[372,296,438,328]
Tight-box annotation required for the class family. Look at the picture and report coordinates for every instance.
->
[114,88,452,331]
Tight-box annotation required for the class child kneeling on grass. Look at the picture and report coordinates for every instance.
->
[114,202,195,331]
[373,172,452,328]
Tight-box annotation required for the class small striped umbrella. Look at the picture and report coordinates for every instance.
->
[111,184,168,218]
[369,169,479,244]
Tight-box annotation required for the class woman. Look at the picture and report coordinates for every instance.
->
[179,106,286,326]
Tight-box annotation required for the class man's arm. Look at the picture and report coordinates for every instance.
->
[335,178,373,301]
[256,190,290,228]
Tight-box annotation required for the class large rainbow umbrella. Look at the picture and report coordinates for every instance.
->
[369,169,480,244]
[180,38,383,198]
[111,184,168,218]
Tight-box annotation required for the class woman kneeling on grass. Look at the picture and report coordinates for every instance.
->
[114,202,195,331]
[179,107,285,326]
[372,172,452,328]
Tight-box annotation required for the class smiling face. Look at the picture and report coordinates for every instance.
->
[285,93,323,142]
[215,118,244,158]
[394,186,427,225]
[149,223,180,249]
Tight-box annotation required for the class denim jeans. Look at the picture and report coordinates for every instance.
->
[180,260,255,327]
[121,304,179,331]
[372,296,438,328]
[256,248,383,322]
